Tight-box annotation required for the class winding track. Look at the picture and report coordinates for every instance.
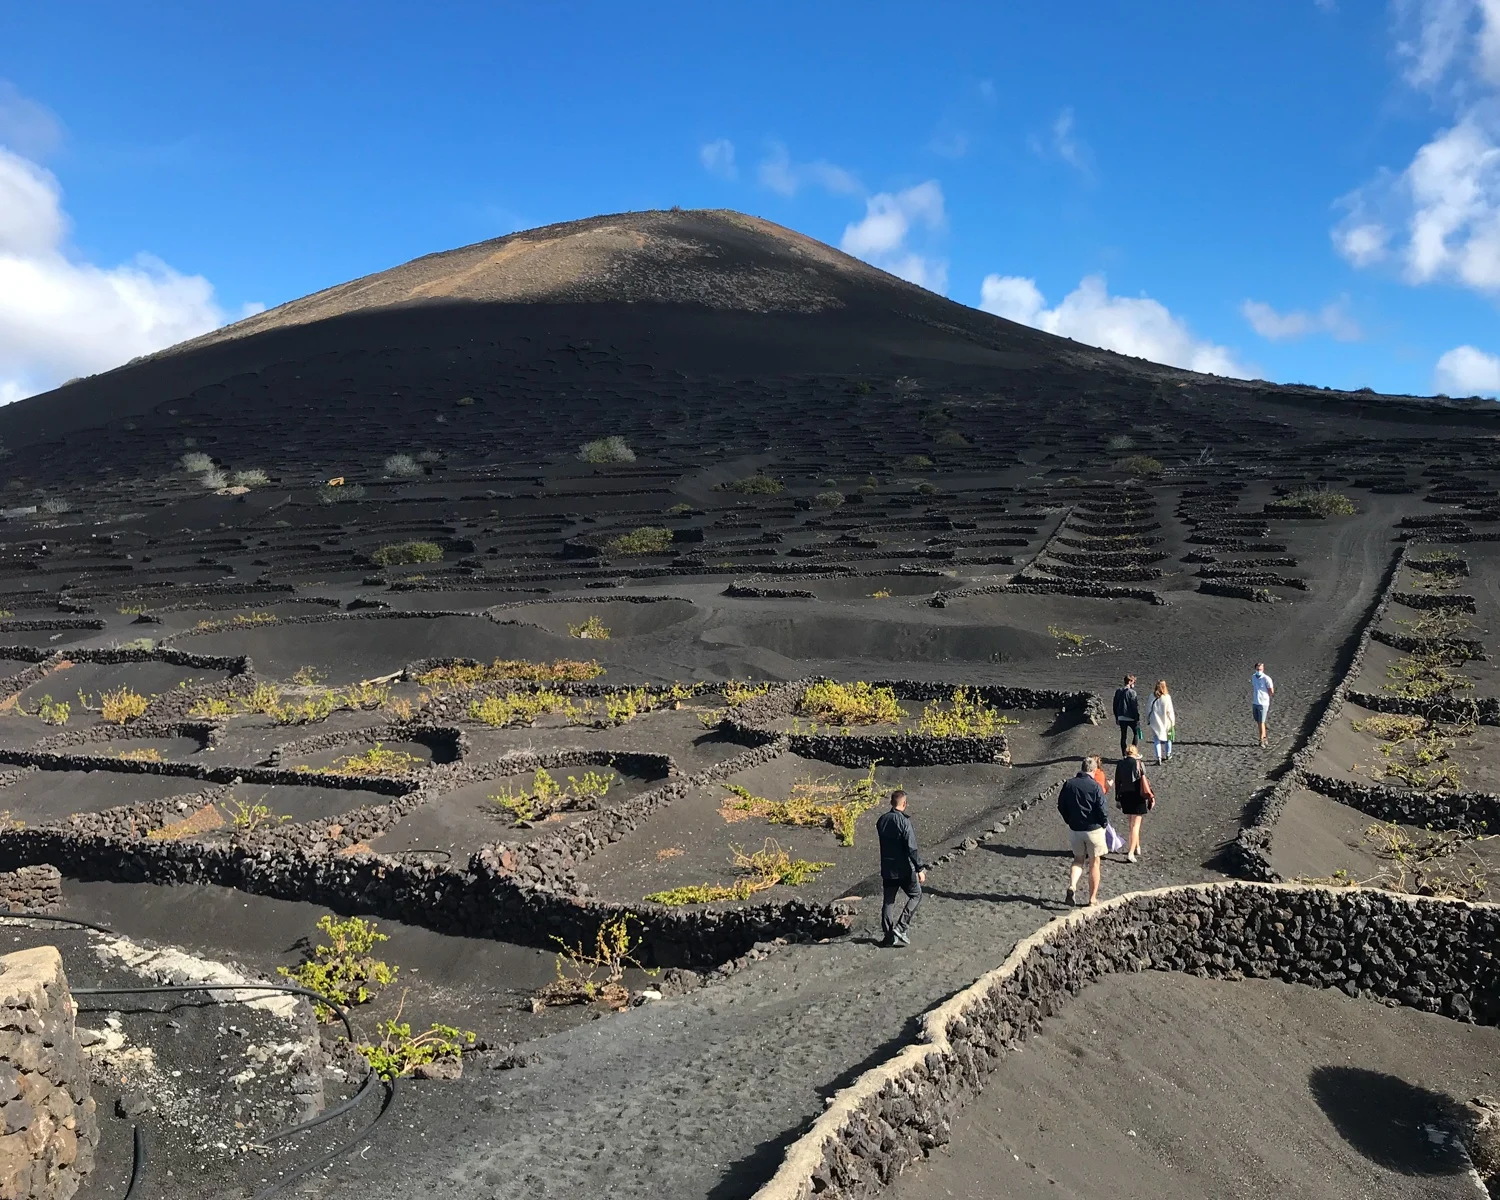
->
[301,499,1404,1200]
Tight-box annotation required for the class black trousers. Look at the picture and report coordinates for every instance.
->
[1118,720,1140,756]
[882,875,922,937]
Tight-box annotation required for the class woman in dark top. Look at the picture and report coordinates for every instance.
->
[1113,744,1154,864]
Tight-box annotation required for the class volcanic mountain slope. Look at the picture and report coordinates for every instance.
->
[2,206,1493,493]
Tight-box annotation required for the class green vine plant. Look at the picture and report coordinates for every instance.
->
[223,794,291,833]
[278,915,398,1022]
[719,764,882,846]
[20,694,70,725]
[534,915,654,1011]
[491,767,616,824]
[356,992,476,1080]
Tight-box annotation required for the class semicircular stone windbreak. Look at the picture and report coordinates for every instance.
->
[753,881,1500,1200]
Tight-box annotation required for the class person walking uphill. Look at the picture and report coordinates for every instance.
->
[1251,662,1275,748]
[1058,761,1108,906]
[1113,675,1141,756]
[876,789,926,947]
[1147,679,1176,765]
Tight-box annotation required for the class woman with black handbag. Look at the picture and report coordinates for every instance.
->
[1113,744,1155,864]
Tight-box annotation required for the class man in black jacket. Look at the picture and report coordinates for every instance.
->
[1058,759,1108,906]
[1113,675,1140,756]
[875,789,926,947]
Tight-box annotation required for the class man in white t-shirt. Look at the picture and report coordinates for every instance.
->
[1251,662,1275,748]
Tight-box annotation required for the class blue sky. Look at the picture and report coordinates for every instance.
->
[3,1,1500,401]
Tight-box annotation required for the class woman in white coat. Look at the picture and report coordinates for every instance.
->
[1147,679,1176,765]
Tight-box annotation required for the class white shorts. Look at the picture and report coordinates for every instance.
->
[1069,828,1107,859]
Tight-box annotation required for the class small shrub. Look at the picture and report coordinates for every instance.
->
[869,589,892,599]
[359,1001,475,1080]
[667,502,693,514]
[934,430,970,448]
[115,746,164,762]
[305,743,422,776]
[1272,487,1356,517]
[1351,714,1427,742]
[23,695,69,725]
[578,436,635,464]
[536,915,650,1009]
[730,839,833,886]
[723,680,771,706]
[372,540,443,567]
[901,455,934,470]
[224,795,290,833]
[278,915,397,1022]
[118,604,149,616]
[812,490,845,509]
[721,764,881,847]
[1049,625,1086,655]
[39,497,71,515]
[914,481,939,496]
[606,526,673,556]
[492,768,615,823]
[798,681,904,725]
[231,468,269,487]
[1117,455,1164,479]
[915,687,1017,737]
[385,454,421,477]
[319,482,366,504]
[93,687,149,725]
[455,395,476,407]
[718,475,783,495]
[201,469,228,490]
[468,691,583,727]
[1107,435,1135,451]
[568,615,611,639]
[181,452,214,473]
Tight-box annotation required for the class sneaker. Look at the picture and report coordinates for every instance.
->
[878,934,895,948]
[892,928,910,947]
[1126,850,1138,863]
[1064,887,1075,906]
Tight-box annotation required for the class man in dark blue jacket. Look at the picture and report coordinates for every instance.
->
[1058,759,1109,906]
[1113,675,1140,756]
[875,789,926,947]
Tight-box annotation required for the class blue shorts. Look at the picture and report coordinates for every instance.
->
[1252,703,1267,724]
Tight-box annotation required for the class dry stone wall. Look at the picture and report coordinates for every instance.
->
[0,946,96,1200]
[754,882,1500,1200]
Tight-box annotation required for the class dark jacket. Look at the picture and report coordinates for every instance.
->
[1058,772,1108,832]
[1113,685,1140,723]
[876,807,926,880]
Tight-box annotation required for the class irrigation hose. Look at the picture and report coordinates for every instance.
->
[122,1124,145,1200]
[251,1077,397,1200]
[0,915,391,1195]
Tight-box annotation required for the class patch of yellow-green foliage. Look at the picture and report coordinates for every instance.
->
[115,747,164,762]
[914,687,1016,737]
[723,680,771,705]
[1383,652,1474,701]
[568,615,611,639]
[578,436,635,464]
[798,680,904,726]
[23,695,69,725]
[1117,455,1164,479]
[606,526,673,556]
[278,915,397,1022]
[468,690,586,727]
[187,679,392,725]
[415,657,603,693]
[720,764,881,846]
[371,540,443,567]
[645,838,834,905]
[359,1007,476,1080]
[1272,487,1356,517]
[306,743,423,777]
[491,767,616,823]
[193,611,276,632]
[81,686,149,725]
[1048,624,1087,654]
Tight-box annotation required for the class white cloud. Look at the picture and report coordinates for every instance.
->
[0,143,228,403]
[699,138,737,180]
[1052,107,1090,174]
[1396,0,1479,90]
[0,82,62,160]
[756,142,861,197]
[1240,296,1362,341]
[840,181,948,293]
[1435,342,1500,392]
[1337,115,1500,290]
[980,273,1250,377]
